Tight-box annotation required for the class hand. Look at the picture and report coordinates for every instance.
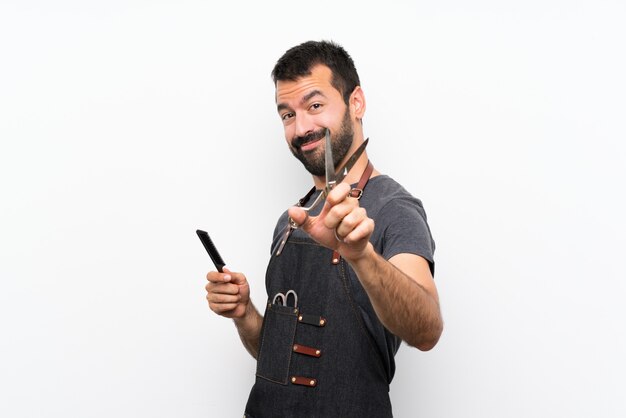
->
[288,182,375,262]
[205,268,250,319]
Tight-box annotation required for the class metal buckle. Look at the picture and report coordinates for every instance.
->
[348,188,363,200]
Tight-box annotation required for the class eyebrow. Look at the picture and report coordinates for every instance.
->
[301,89,326,104]
[277,89,327,113]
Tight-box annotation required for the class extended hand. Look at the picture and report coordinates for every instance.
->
[288,182,374,262]
[205,268,250,319]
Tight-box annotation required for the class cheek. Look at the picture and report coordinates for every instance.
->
[322,108,346,131]
[283,125,295,142]
[283,126,299,148]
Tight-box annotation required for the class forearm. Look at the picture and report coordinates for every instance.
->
[347,244,443,350]
[233,302,264,359]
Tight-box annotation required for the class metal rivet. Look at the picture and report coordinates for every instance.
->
[310,380,315,386]
[291,377,296,383]
[332,258,338,263]
[293,345,298,351]
[320,319,326,326]
[298,315,303,321]
[315,350,321,356]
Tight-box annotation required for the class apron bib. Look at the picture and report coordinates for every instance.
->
[245,162,392,418]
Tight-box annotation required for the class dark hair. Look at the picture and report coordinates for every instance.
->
[271,40,360,105]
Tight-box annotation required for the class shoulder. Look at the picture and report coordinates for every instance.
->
[362,175,436,269]
[360,175,428,221]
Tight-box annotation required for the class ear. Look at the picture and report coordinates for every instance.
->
[349,86,366,120]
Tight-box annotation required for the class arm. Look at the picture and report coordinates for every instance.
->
[349,246,442,350]
[233,303,263,358]
[206,268,264,358]
[287,183,443,350]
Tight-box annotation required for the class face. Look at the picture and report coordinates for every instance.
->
[276,65,355,176]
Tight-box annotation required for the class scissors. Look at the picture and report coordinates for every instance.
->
[272,289,298,308]
[288,128,368,229]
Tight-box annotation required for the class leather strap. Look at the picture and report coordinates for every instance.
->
[298,313,327,327]
[293,343,322,358]
[354,160,374,195]
[291,376,317,387]
[332,160,374,264]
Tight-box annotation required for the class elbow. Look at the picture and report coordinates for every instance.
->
[409,321,444,352]
[415,336,439,352]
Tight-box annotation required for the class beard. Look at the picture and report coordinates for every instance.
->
[289,110,354,177]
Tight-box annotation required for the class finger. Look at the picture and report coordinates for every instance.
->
[287,206,312,230]
[223,268,248,286]
[326,182,352,206]
[325,197,360,230]
[206,282,240,295]
[335,206,367,237]
[343,217,375,244]
[207,291,241,304]
[209,301,239,314]
[206,270,232,283]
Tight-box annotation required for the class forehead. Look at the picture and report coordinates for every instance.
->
[275,65,339,104]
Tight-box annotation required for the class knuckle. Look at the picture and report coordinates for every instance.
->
[342,215,356,228]
[331,185,349,203]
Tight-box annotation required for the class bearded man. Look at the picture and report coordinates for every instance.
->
[205,40,443,418]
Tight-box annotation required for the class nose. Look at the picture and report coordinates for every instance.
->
[293,112,315,138]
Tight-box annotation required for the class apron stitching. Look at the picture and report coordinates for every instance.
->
[338,258,391,379]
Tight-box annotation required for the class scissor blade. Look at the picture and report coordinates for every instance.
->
[334,138,369,184]
[324,128,337,187]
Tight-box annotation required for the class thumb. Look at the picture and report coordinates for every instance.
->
[222,268,245,285]
[288,206,312,231]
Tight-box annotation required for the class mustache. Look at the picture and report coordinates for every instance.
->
[292,128,327,149]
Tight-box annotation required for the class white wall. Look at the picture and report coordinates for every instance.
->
[1,1,624,417]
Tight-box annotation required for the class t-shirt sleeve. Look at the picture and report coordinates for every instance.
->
[377,197,435,275]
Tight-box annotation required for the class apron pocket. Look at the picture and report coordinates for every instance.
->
[256,303,298,384]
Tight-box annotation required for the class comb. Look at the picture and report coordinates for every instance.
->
[196,229,226,272]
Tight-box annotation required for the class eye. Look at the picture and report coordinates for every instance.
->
[281,112,294,121]
[309,103,322,111]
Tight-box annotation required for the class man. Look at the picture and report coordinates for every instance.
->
[206,40,442,417]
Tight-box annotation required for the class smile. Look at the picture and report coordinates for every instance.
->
[299,137,322,152]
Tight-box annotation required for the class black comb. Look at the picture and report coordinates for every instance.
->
[196,229,226,272]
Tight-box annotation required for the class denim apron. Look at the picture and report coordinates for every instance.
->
[244,171,393,417]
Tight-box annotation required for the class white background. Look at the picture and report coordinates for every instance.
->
[1,1,625,417]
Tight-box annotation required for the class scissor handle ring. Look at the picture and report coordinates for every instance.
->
[272,292,286,305]
[285,290,298,308]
